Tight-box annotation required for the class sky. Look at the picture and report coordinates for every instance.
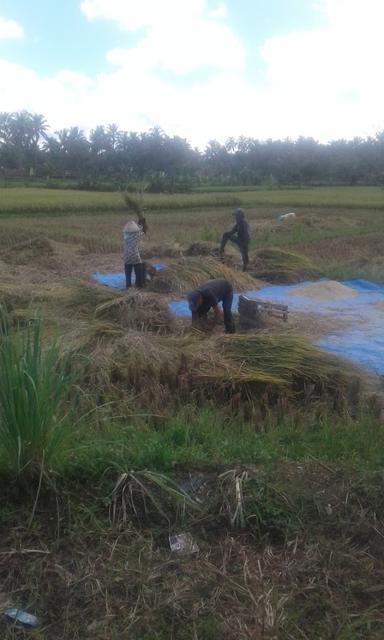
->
[0,0,384,148]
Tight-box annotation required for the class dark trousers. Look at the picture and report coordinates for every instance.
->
[220,233,249,271]
[125,262,145,288]
[222,289,235,333]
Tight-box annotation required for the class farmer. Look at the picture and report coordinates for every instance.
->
[123,215,148,288]
[187,278,235,334]
[220,208,250,271]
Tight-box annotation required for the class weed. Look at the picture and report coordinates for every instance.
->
[0,310,73,475]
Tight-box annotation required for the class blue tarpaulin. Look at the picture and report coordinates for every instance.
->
[169,279,384,375]
[92,263,167,289]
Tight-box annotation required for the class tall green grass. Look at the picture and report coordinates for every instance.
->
[0,187,241,215]
[0,311,72,474]
[62,406,384,480]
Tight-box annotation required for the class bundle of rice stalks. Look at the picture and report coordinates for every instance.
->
[67,322,352,414]
[58,296,188,405]
[95,290,176,333]
[148,256,257,295]
[69,330,190,408]
[59,282,123,316]
[121,192,143,216]
[220,333,349,391]
[251,248,319,283]
[188,332,349,402]
[111,333,183,384]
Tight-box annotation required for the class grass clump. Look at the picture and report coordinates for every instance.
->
[0,310,72,475]
[251,247,319,283]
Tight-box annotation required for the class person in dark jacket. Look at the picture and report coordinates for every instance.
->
[187,278,235,333]
[220,208,250,271]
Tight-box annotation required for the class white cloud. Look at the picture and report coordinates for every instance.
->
[1,0,384,147]
[107,21,243,75]
[81,0,208,31]
[81,0,245,74]
[259,0,384,140]
[209,3,227,19]
[0,16,24,39]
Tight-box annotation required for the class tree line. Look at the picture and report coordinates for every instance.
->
[1,110,384,191]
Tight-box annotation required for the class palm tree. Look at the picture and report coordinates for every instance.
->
[30,113,48,146]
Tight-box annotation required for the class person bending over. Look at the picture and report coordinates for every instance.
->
[187,278,235,334]
[123,216,147,288]
[220,208,250,271]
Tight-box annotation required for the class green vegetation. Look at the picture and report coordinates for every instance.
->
[0,186,242,215]
[64,407,384,479]
[0,185,384,216]
[0,312,72,474]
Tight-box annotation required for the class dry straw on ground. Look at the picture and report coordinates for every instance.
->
[1,461,381,639]
[66,310,354,413]
[149,256,257,294]
[1,237,55,265]
[185,241,220,256]
[94,290,177,334]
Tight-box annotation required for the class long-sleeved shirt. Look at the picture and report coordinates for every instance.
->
[195,278,233,314]
[229,218,250,244]
[123,221,144,264]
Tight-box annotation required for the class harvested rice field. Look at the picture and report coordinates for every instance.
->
[1,187,384,639]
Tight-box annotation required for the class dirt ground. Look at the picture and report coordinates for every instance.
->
[0,235,375,344]
[0,237,353,344]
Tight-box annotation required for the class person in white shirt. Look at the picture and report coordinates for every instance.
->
[123,217,147,288]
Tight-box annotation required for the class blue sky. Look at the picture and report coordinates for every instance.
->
[0,0,383,147]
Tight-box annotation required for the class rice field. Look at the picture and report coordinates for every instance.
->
[1,187,384,639]
[1,184,384,215]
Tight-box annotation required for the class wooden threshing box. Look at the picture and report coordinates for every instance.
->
[238,295,289,328]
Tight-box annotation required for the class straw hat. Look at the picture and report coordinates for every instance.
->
[123,220,140,232]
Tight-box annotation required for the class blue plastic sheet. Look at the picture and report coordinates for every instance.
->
[169,279,384,375]
[92,263,167,289]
